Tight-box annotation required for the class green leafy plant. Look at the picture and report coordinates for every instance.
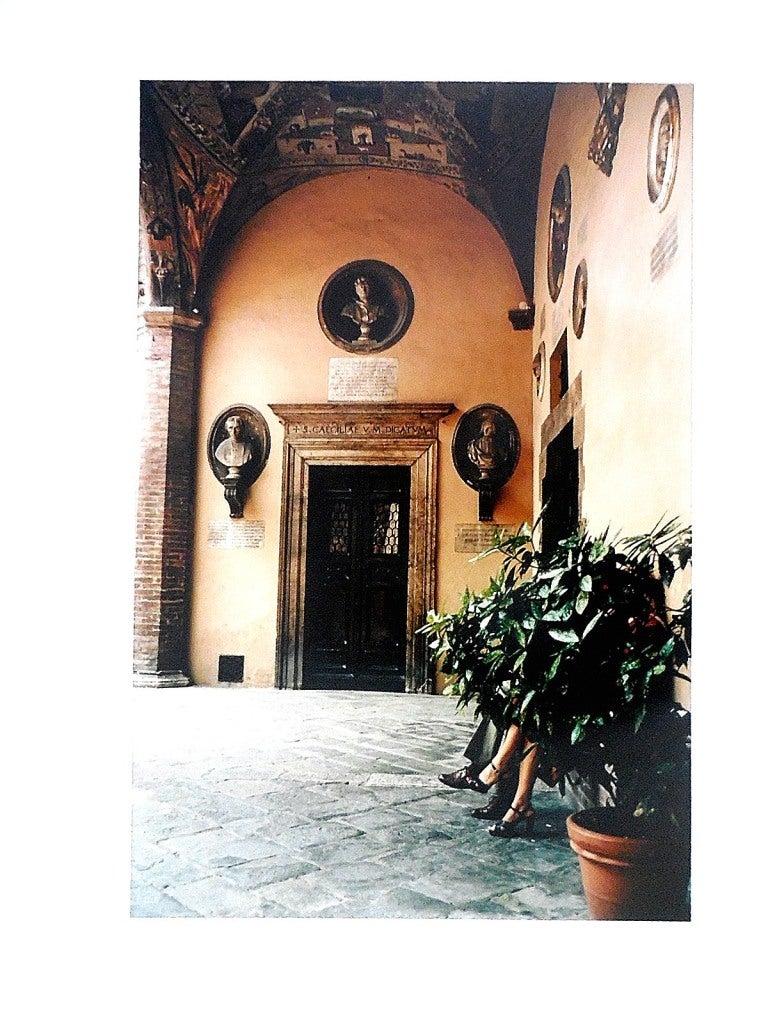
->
[421,516,692,832]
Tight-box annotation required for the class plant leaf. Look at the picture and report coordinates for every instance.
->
[548,628,579,643]
[581,610,603,637]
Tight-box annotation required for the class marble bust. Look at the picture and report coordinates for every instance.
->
[215,415,253,477]
[341,276,383,340]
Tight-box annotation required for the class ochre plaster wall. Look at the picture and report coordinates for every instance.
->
[533,84,692,706]
[533,83,692,535]
[190,168,533,687]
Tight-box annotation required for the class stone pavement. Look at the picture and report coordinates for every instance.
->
[131,687,589,918]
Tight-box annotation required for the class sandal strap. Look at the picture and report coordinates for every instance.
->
[507,804,531,819]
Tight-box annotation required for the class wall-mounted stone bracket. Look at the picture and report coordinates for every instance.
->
[478,486,498,522]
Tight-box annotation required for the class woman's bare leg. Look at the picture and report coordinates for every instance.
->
[476,723,524,786]
[486,741,540,836]
[502,742,539,818]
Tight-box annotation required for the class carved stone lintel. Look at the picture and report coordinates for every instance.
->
[270,402,453,441]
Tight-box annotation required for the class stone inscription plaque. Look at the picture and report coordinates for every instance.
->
[208,520,265,549]
[328,357,398,402]
[455,523,516,553]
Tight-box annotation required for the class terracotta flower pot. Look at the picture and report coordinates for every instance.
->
[566,808,690,921]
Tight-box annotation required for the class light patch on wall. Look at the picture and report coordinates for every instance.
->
[650,216,678,282]
[207,520,265,548]
[553,307,567,341]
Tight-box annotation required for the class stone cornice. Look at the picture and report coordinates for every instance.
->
[270,403,455,441]
[139,306,206,331]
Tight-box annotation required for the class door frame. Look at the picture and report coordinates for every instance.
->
[537,371,584,528]
[269,403,454,693]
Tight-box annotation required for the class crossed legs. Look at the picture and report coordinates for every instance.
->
[475,724,540,836]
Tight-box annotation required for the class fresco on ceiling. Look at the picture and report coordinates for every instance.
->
[273,95,457,175]
[139,96,183,308]
[153,80,243,171]
[164,120,235,306]
[144,81,558,308]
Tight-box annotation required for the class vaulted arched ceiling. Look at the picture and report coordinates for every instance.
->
[139,80,556,314]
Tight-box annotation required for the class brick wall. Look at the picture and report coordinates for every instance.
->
[134,308,202,684]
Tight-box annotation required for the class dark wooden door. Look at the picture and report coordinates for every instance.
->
[303,465,410,691]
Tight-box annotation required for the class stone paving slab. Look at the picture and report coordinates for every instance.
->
[131,688,589,919]
[131,882,202,918]
[251,872,347,916]
[162,873,290,918]
[222,856,320,890]
[158,827,289,869]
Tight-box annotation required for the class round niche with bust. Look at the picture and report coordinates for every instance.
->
[207,404,270,488]
[547,165,572,303]
[451,404,521,492]
[647,85,681,211]
[533,341,547,400]
[572,259,588,339]
[318,259,415,353]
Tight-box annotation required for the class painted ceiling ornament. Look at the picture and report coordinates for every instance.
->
[572,259,588,339]
[207,405,271,519]
[142,213,178,306]
[334,105,389,158]
[547,166,572,302]
[147,216,172,242]
[318,260,415,353]
[588,83,628,176]
[153,80,244,172]
[647,85,681,211]
[452,404,521,522]
[166,130,234,305]
[150,252,176,306]
[272,89,454,171]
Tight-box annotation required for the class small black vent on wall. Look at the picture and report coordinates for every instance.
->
[218,655,244,684]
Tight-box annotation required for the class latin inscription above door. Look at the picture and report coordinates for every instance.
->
[303,465,410,692]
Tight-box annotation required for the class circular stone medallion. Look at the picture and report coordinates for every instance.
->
[647,85,681,211]
[572,259,588,338]
[547,166,572,302]
[318,259,415,353]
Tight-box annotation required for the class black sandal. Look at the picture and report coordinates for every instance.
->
[488,804,536,837]
[471,790,513,819]
[437,765,491,793]
[471,770,517,818]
